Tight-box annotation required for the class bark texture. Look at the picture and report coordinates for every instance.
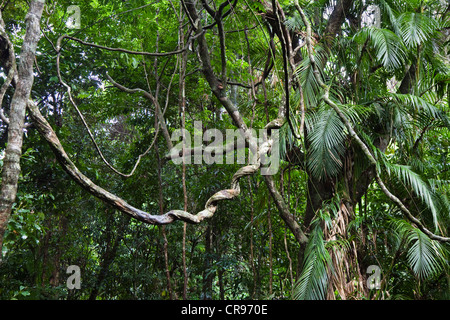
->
[0,1,45,252]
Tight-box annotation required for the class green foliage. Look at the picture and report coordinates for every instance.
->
[296,44,328,108]
[384,163,439,228]
[0,0,448,301]
[398,12,438,49]
[391,219,448,280]
[356,27,407,70]
[306,106,346,179]
[293,224,331,300]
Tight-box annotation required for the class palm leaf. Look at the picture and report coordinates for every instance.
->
[278,121,295,161]
[293,226,331,300]
[355,27,407,70]
[285,12,304,32]
[296,44,328,108]
[377,0,402,35]
[390,219,447,280]
[306,106,346,179]
[407,228,446,280]
[398,12,438,48]
[384,162,439,230]
[386,93,448,122]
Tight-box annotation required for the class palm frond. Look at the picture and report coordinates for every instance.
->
[293,225,331,300]
[383,162,439,229]
[285,12,304,32]
[296,44,328,108]
[306,106,347,179]
[377,0,402,35]
[386,93,448,124]
[390,218,447,280]
[428,179,450,220]
[407,228,446,280]
[278,121,295,161]
[398,12,438,49]
[338,102,375,124]
[355,27,407,70]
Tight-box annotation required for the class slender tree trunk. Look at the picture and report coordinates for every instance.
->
[0,1,44,254]
[284,227,294,295]
[264,175,308,245]
[154,95,173,299]
[90,213,129,300]
[178,13,189,300]
[203,223,213,299]
[181,72,188,300]
[155,140,174,300]
[248,177,257,299]
[218,268,225,299]
[268,199,273,296]
[161,225,173,299]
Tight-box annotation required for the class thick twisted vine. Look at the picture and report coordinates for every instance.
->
[5,0,276,230]
[22,0,309,246]
[27,98,272,225]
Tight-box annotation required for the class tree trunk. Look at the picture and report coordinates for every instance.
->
[89,213,129,300]
[0,1,44,254]
[268,200,273,296]
[179,17,189,300]
[202,223,213,299]
[155,141,174,300]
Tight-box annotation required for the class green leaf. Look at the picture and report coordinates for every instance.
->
[293,226,331,300]
[406,229,445,280]
[90,0,100,9]
[390,219,447,280]
[356,27,407,70]
[386,93,447,122]
[296,45,328,108]
[398,12,438,48]
[306,106,346,179]
[384,163,439,229]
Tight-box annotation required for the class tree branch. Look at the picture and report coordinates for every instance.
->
[55,32,177,177]
[57,35,187,57]
[271,0,301,140]
[264,174,308,245]
[180,0,309,244]
[106,73,173,150]
[182,0,249,135]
